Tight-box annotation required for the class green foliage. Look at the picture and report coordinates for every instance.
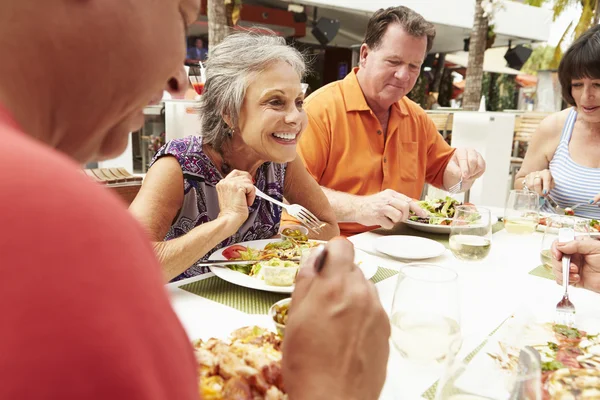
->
[523,0,548,6]
[521,45,556,75]
[482,72,517,111]
[407,73,430,108]
[438,69,454,107]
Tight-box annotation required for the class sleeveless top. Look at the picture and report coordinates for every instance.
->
[150,136,286,282]
[541,108,600,219]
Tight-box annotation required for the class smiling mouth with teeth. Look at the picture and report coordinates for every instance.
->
[272,132,298,141]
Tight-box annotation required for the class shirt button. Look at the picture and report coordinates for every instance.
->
[377,130,382,135]
[384,157,387,163]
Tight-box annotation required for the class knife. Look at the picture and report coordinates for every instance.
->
[197,258,301,267]
[545,194,565,215]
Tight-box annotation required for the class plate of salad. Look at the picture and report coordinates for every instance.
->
[404,197,497,234]
[208,239,378,293]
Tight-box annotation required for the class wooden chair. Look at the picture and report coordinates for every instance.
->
[83,167,143,206]
[426,112,454,140]
[509,112,550,188]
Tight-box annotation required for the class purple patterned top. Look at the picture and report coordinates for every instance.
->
[150,135,286,282]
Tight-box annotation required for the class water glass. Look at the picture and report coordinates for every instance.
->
[391,264,461,366]
[449,206,492,261]
[436,346,542,400]
[540,215,590,271]
[504,190,539,234]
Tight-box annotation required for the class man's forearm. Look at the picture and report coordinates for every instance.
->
[321,187,360,222]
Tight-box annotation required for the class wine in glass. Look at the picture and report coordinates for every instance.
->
[504,190,539,234]
[540,215,590,271]
[391,264,461,365]
[449,206,492,261]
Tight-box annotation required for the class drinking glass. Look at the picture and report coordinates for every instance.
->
[504,190,539,234]
[436,346,542,400]
[188,62,206,95]
[540,215,590,271]
[449,206,492,261]
[390,264,461,366]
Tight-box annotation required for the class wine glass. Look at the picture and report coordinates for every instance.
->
[504,190,539,234]
[540,215,590,271]
[390,264,461,366]
[436,346,542,400]
[449,206,492,261]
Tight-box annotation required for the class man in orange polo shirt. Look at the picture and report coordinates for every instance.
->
[298,6,486,236]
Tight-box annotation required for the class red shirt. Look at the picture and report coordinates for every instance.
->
[0,105,198,399]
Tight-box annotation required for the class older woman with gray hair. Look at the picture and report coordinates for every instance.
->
[129,32,339,282]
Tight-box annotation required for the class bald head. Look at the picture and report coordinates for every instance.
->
[0,0,199,162]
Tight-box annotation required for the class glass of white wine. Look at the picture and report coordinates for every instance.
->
[540,215,590,271]
[390,264,461,366]
[504,190,539,234]
[449,206,492,261]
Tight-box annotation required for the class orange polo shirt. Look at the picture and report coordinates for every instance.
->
[297,68,455,236]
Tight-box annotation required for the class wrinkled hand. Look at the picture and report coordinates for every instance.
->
[216,170,255,230]
[355,189,427,229]
[283,238,390,400]
[523,169,554,196]
[446,148,486,187]
[551,239,600,294]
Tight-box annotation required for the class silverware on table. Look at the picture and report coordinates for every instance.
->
[545,194,565,214]
[555,228,576,327]
[197,258,300,267]
[254,186,325,233]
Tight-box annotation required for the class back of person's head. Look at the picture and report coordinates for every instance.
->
[364,6,435,53]
[199,31,306,151]
[558,25,600,106]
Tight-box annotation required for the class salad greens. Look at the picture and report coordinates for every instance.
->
[409,196,464,225]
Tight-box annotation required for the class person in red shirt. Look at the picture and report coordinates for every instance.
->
[0,1,390,399]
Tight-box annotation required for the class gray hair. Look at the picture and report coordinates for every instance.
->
[199,32,306,151]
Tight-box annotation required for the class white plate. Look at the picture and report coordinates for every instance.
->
[209,239,378,293]
[404,215,499,235]
[374,236,446,260]
[536,213,600,235]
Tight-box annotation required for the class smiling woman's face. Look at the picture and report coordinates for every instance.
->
[236,61,307,164]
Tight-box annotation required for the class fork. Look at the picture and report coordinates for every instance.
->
[254,187,324,233]
[448,178,463,194]
[555,228,576,327]
[546,195,588,215]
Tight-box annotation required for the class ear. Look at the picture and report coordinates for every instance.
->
[359,43,369,68]
[222,113,233,129]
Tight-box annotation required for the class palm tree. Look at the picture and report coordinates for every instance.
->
[207,0,242,53]
[462,0,489,111]
[524,0,599,66]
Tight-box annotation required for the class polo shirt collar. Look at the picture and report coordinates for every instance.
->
[341,68,409,116]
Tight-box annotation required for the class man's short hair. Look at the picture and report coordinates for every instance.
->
[364,6,435,53]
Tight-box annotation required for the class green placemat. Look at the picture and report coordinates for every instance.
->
[421,318,509,400]
[180,266,399,314]
[529,264,554,281]
[375,221,504,249]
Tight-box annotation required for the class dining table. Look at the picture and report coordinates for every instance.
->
[166,206,600,400]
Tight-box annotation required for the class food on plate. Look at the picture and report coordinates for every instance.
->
[272,301,290,326]
[564,207,575,216]
[194,326,287,400]
[487,321,600,399]
[538,215,600,233]
[409,196,470,225]
[280,228,308,242]
[221,239,320,286]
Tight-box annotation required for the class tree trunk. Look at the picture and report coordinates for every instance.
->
[594,0,600,25]
[208,0,229,55]
[463,0,488,111]
[431,53,446,93]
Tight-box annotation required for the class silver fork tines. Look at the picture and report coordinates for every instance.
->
[556,228,576,327]
[448,178,463,194]
[254,187,324,233]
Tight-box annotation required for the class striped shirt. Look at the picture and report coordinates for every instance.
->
[541,108,600,219]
